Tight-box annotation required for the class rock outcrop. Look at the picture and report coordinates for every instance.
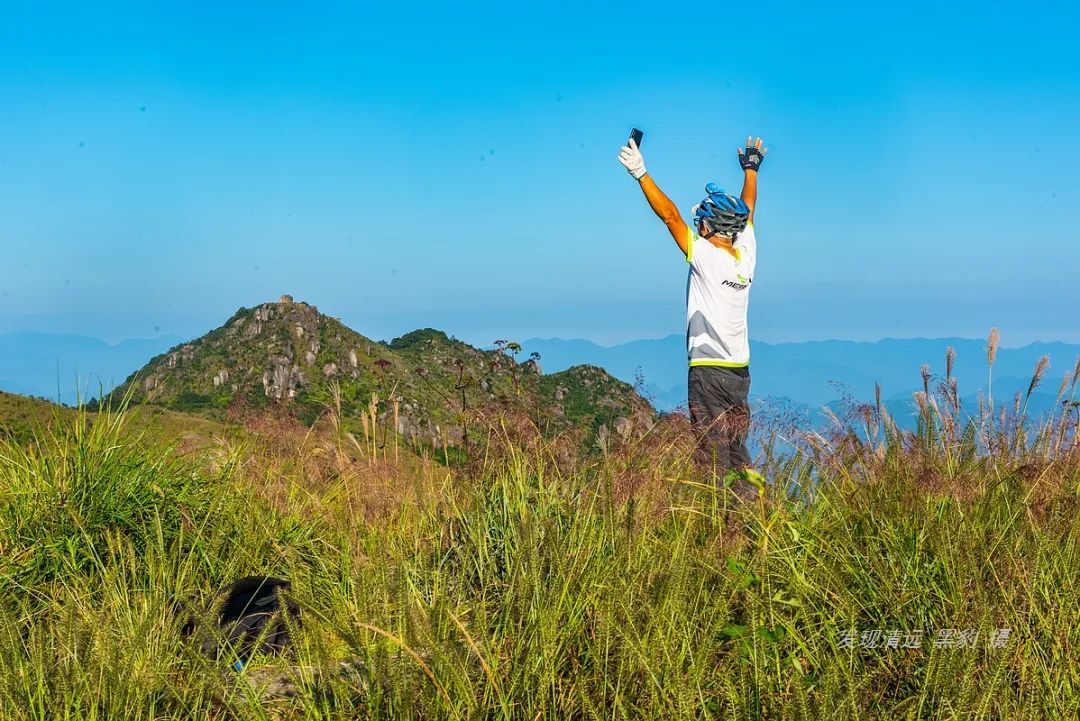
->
[107,298,656,451]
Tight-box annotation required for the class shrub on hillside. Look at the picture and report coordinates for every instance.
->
[0,408,223,588]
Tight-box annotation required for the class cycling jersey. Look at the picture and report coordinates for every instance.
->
[685,223,756,367]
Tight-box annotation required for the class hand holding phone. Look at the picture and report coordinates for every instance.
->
[619,129,647,180]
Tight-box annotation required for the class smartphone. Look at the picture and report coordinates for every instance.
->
[629,128,643,148]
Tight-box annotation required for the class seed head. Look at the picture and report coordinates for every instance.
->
[987,328,1000,367]
[1027,355,1050,400]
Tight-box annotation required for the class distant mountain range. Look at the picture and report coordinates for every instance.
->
[519,335,1080,422]
[0,331,182,405]
[2,325,1076,429]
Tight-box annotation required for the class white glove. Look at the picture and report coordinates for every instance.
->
[618,138,647,180]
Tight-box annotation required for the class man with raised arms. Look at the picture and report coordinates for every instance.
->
[618,134,767,496]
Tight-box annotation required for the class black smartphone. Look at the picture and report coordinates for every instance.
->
[629,128,643,148]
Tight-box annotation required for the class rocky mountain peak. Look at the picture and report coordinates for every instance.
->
[108,298,655,450]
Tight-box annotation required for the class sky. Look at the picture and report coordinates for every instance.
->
[1,0,1077,348]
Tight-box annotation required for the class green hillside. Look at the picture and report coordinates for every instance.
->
[0,392,74,445]
[0,390,236,451]
[104,296,655,452]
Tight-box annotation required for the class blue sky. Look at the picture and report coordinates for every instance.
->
[1,1,1077,347]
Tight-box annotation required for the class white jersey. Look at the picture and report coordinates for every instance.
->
[685,223,756,367]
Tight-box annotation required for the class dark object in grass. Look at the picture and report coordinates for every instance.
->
[178,575,299,666]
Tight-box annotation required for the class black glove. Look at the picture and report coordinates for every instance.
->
[738,137,767,172]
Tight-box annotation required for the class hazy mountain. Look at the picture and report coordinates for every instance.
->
[521,335,1080,417]
[4,322,1074,436]
[0,331,183,405]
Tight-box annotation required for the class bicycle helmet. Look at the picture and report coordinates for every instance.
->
[692,182,750,239]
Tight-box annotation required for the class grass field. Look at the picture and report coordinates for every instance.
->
[1,349,1079,719]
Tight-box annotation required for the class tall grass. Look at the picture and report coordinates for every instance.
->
[1,347,1079,719]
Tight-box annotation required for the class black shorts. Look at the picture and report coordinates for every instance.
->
[687,365,752,475]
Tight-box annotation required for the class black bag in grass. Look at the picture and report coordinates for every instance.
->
[179,575,300,669]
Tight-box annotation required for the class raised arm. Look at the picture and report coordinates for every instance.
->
[619,138,690,256]
[737,136,767,224]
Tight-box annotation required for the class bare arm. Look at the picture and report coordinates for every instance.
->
[740,169,758,224]
[619,138,690,257]
[638,173,690,255]
[737,136,767,224]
